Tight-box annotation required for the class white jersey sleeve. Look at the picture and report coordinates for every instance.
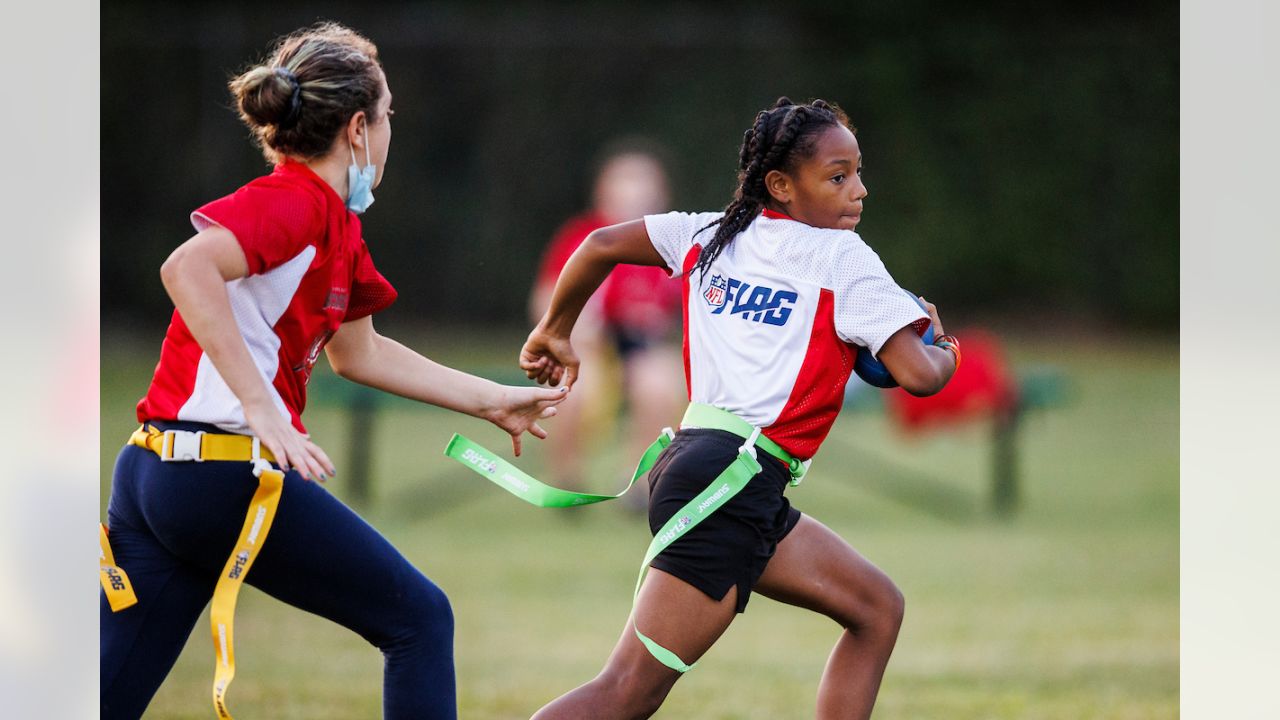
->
[829,233,930,356]
[643,211,725,277]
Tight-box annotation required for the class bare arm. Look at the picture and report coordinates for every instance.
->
[159,226,335,480]
[520,219,665,387]
[325,316,567,455]
[876,298,957,396]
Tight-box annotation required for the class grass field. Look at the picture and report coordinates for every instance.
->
[101,327,1178,719]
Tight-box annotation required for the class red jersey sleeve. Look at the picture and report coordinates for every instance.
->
[346,240,398,321]
[191,181,325,276]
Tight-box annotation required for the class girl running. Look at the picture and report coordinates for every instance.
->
[100,23,566,720]
[520,97,959,719]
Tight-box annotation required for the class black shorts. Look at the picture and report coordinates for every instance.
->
[646,428,803,613]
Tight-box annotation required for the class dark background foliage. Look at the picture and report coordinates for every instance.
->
[102,1,1177,329]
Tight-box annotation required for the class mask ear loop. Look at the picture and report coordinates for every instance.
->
[348,117,371,168]
[362,119,371,168]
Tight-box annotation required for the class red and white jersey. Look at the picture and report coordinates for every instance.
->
[644,208,929,460]
[136,160,398,434]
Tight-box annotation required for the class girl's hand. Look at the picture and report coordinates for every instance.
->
[243,398,336,482]
[519,324,580,389]
[918,295,945,337]
[488,385,570,456]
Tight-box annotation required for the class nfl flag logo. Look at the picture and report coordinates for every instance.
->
[704,274,727,308]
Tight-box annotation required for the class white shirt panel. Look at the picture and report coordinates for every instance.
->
[178,245,315,433]
[827,233,929,355]
[645,210,927,436]
[686,255,820,427]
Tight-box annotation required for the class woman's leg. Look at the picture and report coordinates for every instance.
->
[531,568,738,720]
[101,446,219,720]
[99,524,218,720]
[241,472,456,720]
[123,446,456,720]
[753,515,906,720]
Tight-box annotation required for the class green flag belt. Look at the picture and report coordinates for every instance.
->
[444,402,808,672]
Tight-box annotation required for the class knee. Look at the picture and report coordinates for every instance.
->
[390,575,454,650]
[841,576,905,641]
[416,578,455,638]
[596,666,670,719]
[881,581,906,634]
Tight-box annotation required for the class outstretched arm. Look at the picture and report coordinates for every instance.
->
[325,316,567,456]
[520,219,666,388]
[876,297,957,396]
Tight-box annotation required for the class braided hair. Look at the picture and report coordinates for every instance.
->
[691,96,853,283]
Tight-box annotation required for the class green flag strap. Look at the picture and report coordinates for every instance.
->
[680,403,810,485]
[631,433,763,673]
[443,429,673,507]
[442,404,805,674]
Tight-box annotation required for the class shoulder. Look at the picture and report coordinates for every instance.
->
[825,230,893,286]
[194,172,326,236]
[828,229,879,259]
[644,210,725,238]
[239,174,327,229]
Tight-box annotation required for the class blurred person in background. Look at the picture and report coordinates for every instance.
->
[98,23,565,720]
[529,141,684,509]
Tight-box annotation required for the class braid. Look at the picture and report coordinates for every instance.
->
[692,97,848,283]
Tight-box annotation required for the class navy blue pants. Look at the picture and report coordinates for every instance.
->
[100,420,456,720]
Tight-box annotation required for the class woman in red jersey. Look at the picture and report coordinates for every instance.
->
[100,23,564,720]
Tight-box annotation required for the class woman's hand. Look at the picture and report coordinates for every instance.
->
[487,385,570,456]
[519,324,580,389]
[242,398,336,482]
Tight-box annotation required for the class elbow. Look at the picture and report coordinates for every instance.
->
[326,348,362,382]
[581,228,611,256]
[159,249,182,289]
[325,331,379,384]
[326,353,351,381]
[583,226,629,259]
[897,366,949,397]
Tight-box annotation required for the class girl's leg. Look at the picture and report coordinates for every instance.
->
[531,568,738,720]
[753,515,906,720]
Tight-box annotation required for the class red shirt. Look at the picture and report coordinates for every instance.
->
[536,211,682,335]
[136,160,397,434]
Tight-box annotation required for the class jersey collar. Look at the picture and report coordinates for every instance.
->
[760,208,797,222]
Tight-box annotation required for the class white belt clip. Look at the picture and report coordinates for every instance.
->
[661,427,676,441]
[161,429,205,462]
[739,427,761,461]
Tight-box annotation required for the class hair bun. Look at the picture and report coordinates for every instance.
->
[233,65,301,130]
[772,96,795,109]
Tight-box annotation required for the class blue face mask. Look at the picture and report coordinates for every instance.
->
[346,123,376,214]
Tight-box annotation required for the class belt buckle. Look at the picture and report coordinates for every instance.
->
[161,429,205,462]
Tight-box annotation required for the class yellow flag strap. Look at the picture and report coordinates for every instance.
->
[128,424,276,463]
[210,459,285,720]
[116,424,286,720]
[99,524,138,612]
